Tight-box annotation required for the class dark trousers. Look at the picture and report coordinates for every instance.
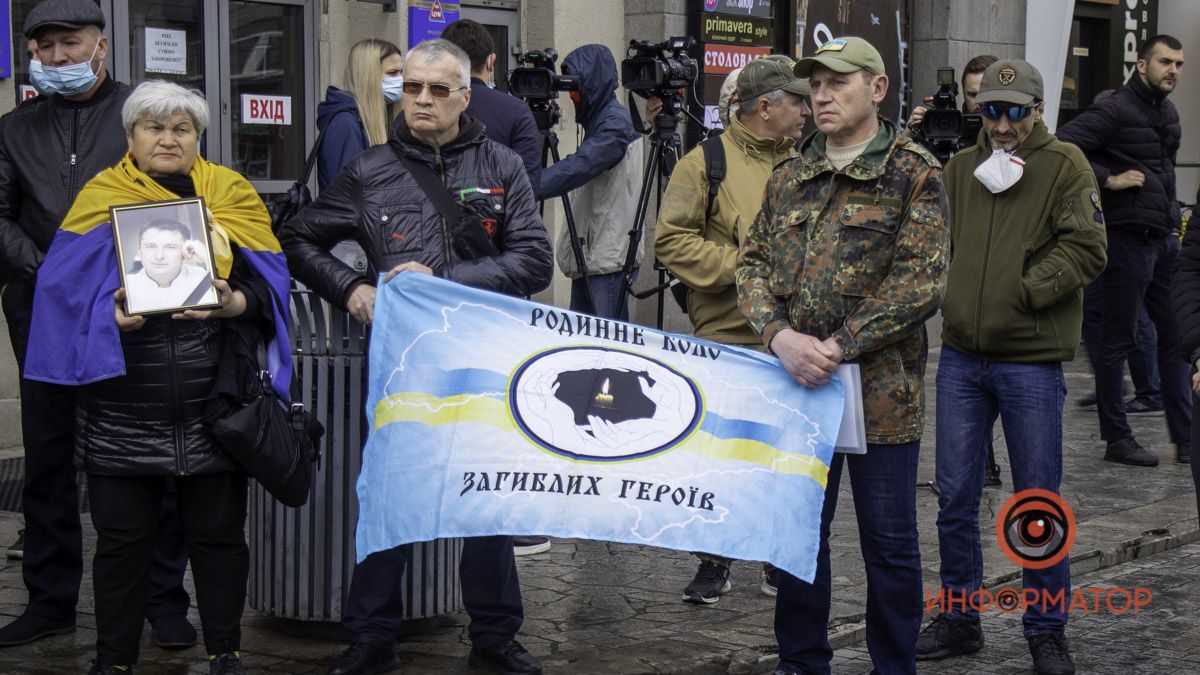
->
[774,444,922,675]
[1094,230,1192,443]
[1,281,190,622]
[343,536,523,648]
[1083,282,1162,405]
[88,472,248,665]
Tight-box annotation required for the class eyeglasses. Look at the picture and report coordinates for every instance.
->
[979,102,1037,122]
[401,80,467,98]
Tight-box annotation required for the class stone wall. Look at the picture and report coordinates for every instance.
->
[908,0,1026,112]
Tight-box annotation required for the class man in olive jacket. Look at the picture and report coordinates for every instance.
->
[915,60,1106,675]
[655,56,807,604]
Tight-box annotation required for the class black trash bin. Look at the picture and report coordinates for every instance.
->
[248,287,463,621]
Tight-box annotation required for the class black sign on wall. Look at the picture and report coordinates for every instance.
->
[798,0,909,123]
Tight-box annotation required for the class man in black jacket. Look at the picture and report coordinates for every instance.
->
[0,0,192,648]
[280,39,552,675]
[1058,34,1190,467]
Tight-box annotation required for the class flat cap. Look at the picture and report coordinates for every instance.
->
[974,59,1044,105]
[24,0,106,39]
[794,36,885,77]
[737,55,811,102]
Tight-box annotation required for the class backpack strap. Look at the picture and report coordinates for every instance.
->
[701,135,726,227]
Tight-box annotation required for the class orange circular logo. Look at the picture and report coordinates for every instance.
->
[995,489,1076,570]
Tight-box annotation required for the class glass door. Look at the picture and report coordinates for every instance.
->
[222,0,313,194]
[460,4,520,93]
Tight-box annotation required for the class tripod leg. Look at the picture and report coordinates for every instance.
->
[614,138,663,319]
[545,135,596,316]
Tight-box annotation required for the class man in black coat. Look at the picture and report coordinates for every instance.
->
[0,0,192,648]
[1057,34,1190,467]
[280,39,551,675]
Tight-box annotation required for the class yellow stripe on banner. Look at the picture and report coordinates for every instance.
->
[374,392,828,487]
[373,392,511,432]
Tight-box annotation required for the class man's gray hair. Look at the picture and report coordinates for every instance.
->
[737,89,787,119]
[406,39,471,87]
[122,80,209,135]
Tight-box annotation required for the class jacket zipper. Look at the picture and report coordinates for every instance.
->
[166,320,187,475]
[435,148,451,276]
[67,109,80,196]
[974,198,998,352]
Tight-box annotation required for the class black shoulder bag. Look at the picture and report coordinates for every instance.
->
[393,149,499,259]
[266,128,325,233]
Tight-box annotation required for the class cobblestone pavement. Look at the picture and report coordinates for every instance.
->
[0,347,1195,674]
[835,542,1200,675]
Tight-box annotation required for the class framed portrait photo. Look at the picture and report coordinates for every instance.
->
[111,197,222,316]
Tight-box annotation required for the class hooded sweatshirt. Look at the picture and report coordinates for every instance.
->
[316,86,368,192]
[541,45,644,278]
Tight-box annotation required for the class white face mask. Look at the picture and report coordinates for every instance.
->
[973,148,1026,194]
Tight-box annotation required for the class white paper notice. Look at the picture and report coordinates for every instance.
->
[145,28,187,75]
[834,364,867,454]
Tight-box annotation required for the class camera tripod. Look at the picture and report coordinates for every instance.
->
[613,106,686,327]
[529,100,596,316]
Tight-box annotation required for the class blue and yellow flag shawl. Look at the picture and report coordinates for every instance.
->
[24,154,293,399]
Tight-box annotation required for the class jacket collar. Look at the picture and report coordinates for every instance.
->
[389,113,486,161]
[969,119,1055,162]
[1127,70,1168,106]
[798,116,899,181]
[726,114,796,162]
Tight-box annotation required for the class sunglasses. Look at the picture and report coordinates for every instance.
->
[979,102,1037,122]
[401,80,467,98]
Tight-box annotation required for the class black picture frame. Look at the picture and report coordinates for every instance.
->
[111,197,222,317]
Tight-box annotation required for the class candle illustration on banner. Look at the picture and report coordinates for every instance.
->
[594,378,615,407]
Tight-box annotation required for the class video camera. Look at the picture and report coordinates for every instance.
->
[621,37,698,100]
[918,67,982,164]
[507,48,580,101]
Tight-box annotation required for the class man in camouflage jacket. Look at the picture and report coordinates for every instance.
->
[735,37,949,675]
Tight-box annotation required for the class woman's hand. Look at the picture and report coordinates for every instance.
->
[173,279,246,320]
[114,289,145,332]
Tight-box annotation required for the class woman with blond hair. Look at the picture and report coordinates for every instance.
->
[317,38,403,191]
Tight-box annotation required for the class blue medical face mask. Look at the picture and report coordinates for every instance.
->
[382,75,405,104]
[29,39,101,97]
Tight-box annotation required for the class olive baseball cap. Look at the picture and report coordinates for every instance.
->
[737,55,811,101]
[24,0,106,39]
[975,59,1044,105]
[794,37,885,78]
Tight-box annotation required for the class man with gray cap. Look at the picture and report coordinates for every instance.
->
[0,0,192,650]
[656,55,808,604]
[916,59,1105,675]
[736,37,948,674]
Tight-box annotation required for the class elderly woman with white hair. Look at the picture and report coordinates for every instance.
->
[25,80,292,675]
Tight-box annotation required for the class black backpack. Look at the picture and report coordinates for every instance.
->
[668,134,726,312]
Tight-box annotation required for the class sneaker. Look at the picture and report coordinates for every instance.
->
[984,463,1002,488]
[0,611,75,646]
[682,560,731,604]
[914,614,984,661]
[6,530,22,560]
[512,536,551,556]
[1178,442,1191,464]
[1125,397,1164,417]
[87,662,132,675]
[761,565,779,597]
[326,641,400,675]
[209,652,246,675]
[1104,437,1159,467]
[151,613,197,649]
[468,639,542,673]
[1028,631,1075,675]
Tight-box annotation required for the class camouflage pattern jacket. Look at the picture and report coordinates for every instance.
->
[735,118,949,445]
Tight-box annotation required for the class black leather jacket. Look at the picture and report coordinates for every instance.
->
[0,76,132,284]
[280,113,553,305]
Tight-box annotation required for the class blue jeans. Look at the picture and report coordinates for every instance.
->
[775,442,922,675]
[934,345,1069,635]
[570,269,636,320]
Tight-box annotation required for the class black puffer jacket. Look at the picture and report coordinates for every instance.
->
[1172,186,1200,364]
[280,113,553,304]
[76,239,273,476]
[0,76,131,283]
[1057,73,1181,235]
